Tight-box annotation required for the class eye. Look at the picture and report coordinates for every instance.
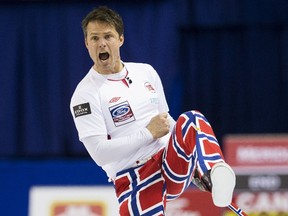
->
[105,34,112,40]
[91,36,98,41]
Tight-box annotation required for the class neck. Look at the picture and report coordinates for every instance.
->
[94,61,124,75]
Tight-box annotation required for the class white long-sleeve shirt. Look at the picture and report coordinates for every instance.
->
[70,62,175,179]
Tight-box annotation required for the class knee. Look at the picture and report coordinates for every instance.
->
[179,110,202,120]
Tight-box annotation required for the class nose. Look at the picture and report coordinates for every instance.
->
[98,38,106,48]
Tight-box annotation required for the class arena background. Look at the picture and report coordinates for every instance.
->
[1,0,288,215]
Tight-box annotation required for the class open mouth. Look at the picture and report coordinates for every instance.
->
[99,52,110,61]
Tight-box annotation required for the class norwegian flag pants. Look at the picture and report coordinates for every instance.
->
[113,110,225,216]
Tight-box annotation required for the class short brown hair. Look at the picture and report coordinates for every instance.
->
[81,6,124,38]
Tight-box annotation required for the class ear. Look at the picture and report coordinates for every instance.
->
[119,34,124,47]
[85,38,89,49]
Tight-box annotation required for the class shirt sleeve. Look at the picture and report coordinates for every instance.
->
[146,64,176,131]
[146,64,169,113]
[70,90,107,140]
[82,128,154,166]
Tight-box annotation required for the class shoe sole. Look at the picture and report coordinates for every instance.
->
[211,162,236,207]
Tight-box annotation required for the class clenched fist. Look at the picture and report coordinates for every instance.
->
[146,112,170,139]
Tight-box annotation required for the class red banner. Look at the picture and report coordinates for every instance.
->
[223,134,288,171]
[166,188,221,216]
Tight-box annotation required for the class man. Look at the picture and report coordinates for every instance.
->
[70,6,236,215]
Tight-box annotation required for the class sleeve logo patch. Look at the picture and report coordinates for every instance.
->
[73,103,91,118]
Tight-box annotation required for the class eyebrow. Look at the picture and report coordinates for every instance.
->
[89,31,114,36]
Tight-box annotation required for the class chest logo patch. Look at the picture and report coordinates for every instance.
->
[144,82,156,93]
[109,97,121,103]
[109,101,135,126]
[73,102,91,118]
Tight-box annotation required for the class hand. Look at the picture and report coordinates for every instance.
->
[146,113,170,139]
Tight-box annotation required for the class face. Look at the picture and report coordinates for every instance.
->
[85,21,124,74]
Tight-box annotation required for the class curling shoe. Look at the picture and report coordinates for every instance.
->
[210,162,236,207]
